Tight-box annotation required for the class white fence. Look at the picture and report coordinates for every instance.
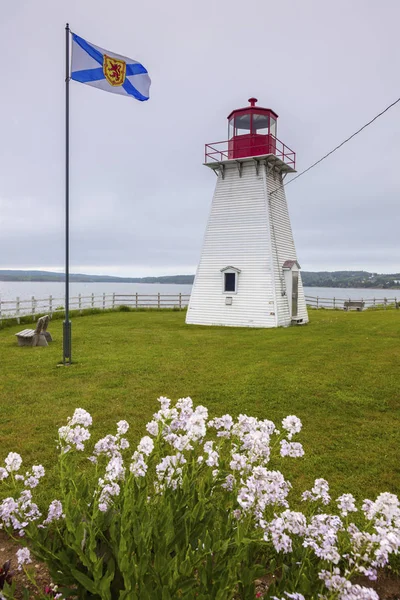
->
[0,293,191,323]
[305,295,399,309]
[1,292,398,323]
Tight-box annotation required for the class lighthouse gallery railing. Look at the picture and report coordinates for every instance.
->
[205,134,296,169]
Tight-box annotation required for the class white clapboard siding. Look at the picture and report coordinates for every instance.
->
[266,168,308,326]
[186,157,308,328]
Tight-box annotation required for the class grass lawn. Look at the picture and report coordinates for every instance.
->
[0,308,399,501]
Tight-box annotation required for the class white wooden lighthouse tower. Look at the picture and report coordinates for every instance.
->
[186,97,308,328]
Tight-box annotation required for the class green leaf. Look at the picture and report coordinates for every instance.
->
[300,572,312,595]
[70,568,97,594]
[98,557,115,600]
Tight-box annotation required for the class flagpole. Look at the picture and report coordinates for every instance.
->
[63,22,72,365]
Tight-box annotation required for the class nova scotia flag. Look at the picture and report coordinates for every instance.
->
[71,33,151,101]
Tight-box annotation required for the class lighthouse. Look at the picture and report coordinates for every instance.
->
[186,97,308,328]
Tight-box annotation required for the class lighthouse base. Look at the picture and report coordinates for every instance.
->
[186,156,308,329]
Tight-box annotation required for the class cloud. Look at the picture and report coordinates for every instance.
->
[0,0,399,276]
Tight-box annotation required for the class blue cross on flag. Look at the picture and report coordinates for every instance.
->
[71,33,151,101]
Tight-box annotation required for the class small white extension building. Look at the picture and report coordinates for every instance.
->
[186,97,308,328]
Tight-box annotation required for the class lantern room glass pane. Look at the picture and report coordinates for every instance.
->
[253,113,269,135]
[234,114,251,135]
[270,117,277,137]
[228,118,234,139]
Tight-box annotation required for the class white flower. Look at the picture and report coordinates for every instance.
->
[280,440,304,458]
[130,452,147,477]
[32,465,45,478]
[24,476,40,489]
[282,415,302,439]
[222,474,235,491]
[362,492,400,523]
[117,420,129,435]
[0,490,41,536]
[58,425,91,452]
[105,454,125,482]
[155,453,186,491]
[303,514,342,564]
[98,482,120,511]
[319,569,379,599]
[146,420,159,436]
[337,493,357,516]
[43,500,65,525]
[302,478,331,505]
[69,408,92,428]
[272,593,305,600]
[230,453,249,473]
[93,434,118,457]
[0,467,9,480]
[263,510,307,554]
[203,441,219,467]
[5,452,22,473]
[206,452,219,467]
[158,396,171,410]
[237,467,291,515]
[209,414,234,437]
[138,436,154,456]
[16,547,31,570]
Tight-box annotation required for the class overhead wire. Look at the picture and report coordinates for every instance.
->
[270,95,400,195]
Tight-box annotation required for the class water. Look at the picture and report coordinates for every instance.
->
[302,287,399,301]
[0,281,398,303]
[0,281,400,304]
[0,281,193,302]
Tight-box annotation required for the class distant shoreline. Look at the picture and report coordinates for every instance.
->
[1,270,399,290]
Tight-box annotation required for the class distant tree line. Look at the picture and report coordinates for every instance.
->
[1,270,399,288]
[301,271,400,289]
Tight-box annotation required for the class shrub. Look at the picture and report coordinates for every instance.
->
[0,398,399,599]
[117,305,131,312]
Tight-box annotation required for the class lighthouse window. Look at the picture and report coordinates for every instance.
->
[270,117,277,137]
[235,114,251,135]
[253,113,269,135]
[228,118,234,139]
[224,272,236,292]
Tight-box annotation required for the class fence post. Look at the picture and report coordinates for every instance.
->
[333,297,335,309]
[136,293,138,309]
[316,296,319,309]
[384,297,387,310]
[373,297,376,308]
[16,297,20,324]
[78,293,82,313]
[158,293,161,309]
[49,295,53,317]
[32,296,36,321]
[91,293,95,309]
[179,293,182,310]
[395,297,398,309]
[112,293,115,310]
[103,293,106,311]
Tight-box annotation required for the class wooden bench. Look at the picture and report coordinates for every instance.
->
[343,300,365,312]
[15,315,53,347]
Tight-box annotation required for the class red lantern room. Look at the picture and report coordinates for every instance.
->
[228,97,278,159]
[205,97,295,170]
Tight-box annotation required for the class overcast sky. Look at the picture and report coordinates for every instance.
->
[1,0,399,277]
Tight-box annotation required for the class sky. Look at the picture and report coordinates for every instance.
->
[1,0,399,277]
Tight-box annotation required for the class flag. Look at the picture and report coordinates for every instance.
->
[71,33,151,101]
